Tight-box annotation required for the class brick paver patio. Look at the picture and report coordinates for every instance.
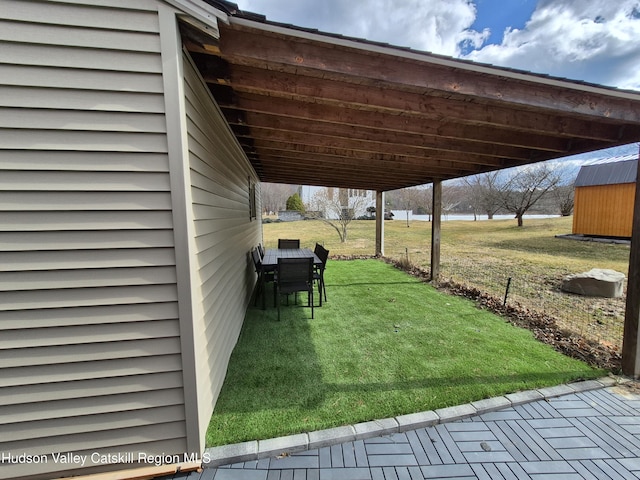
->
[166,379,640,480]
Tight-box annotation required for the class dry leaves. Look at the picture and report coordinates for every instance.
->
[439,279,622,372]
[338,256,622,371]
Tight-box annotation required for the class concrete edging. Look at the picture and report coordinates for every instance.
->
[202,376,625,468]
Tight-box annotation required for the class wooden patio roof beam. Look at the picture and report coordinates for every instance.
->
[224,93,572,152]
[200,64,627,143]
[257,162,436,190]
[259,169,433,186]
[259,158,442,181]
[226,112,537,161]
[220,21,640,124]
[258,172,416,191]
[249,139,503,171]
[252,149,477,177]
[238,127,517,166]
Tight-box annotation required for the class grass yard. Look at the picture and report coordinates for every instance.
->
[206,259,603,447]
[261,216,630,347]
[260,216,629,273]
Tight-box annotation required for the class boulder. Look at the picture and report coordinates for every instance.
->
[561,268,625,298]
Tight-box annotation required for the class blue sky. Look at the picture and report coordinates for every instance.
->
[469,0,537,49]
[234,0,640,91]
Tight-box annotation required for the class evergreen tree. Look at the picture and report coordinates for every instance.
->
[286,193,305,212]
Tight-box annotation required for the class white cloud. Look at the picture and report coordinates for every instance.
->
[235,0,489,56]
[463,0,640,89]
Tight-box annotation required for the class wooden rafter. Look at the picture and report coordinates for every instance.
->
[179,15,640,192]
[207,64,627,143]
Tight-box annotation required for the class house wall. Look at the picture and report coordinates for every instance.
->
[182,51,262,448]
[0,1,259,478]
[0,1,187,478]
[573,183,636,237]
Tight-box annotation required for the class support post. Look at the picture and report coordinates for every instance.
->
[431,180,442,282]
[375,191,385,256]
[622,147,640,377]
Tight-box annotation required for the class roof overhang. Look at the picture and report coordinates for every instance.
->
[179,2,640,192]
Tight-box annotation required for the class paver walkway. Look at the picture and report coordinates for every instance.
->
[166,378,640,480]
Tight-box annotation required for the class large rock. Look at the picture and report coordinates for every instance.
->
[561,268,625,298]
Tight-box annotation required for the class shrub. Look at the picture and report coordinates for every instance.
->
[286,193,305,212]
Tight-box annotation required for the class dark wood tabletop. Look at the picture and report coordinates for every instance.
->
[262,248,322,270]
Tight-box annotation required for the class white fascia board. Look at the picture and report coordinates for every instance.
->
[164,0,228,38]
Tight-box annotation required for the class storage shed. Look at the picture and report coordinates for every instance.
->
[573,156,638,238]
[3,1,640,479]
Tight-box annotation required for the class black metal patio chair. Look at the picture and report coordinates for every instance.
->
[278,238,300,249]
[313,243,329,306]
[275,257,314,321]
[251,247,274,307]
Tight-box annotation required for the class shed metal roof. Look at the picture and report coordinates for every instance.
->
[575,158,638,187]
[181,1,640,192]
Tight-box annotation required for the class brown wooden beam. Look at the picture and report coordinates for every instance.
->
[431,180,442,282]
[623,147,640,377]
[181,20,640,196]
[240,127,512,167]
[218,23,640,123]
[226,93,570,152]
[254,148,472,178]
[204,64,626,143]
[376,191,384,256]
[256,153,440,186]
[229,112,534,161]
[258,168,430,191]
[257,153,452,183]
[251,138,498,171]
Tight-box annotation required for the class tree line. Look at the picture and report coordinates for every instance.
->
[386,163,575,227]
[260,162,577,233]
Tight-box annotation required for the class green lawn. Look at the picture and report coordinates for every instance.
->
[206,259,603,447]
[261,217,630,347]
[260,216,629,274]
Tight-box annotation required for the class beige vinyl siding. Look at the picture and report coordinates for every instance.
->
[0,1,186,479]
[183,51,262,442]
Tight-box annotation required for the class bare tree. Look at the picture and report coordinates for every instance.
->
[551,183,575,216]
[387,186,433,223]
[312,188,370,242]
[261,183,297,215]
[418,185,433,219]
[462,172,501,220]
[394,187,423,226]
[496,163,561,227]
[441,183,463,217]
[548,166,577,216]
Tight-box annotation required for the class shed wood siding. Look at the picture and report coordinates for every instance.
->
[183,51,262,442]
[0,1,186,479]
[573,183,636,237]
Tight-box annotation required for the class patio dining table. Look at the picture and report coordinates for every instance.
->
[260,248,323,310]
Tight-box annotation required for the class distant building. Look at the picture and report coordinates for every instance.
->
[300,186,375,219]
[573,156,638,238]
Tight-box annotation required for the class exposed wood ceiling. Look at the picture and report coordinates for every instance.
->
[179,8,640,192]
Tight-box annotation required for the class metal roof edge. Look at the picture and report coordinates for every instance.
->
[584,153,639,166]
[226,16,640,102]
[576,157,638,187]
